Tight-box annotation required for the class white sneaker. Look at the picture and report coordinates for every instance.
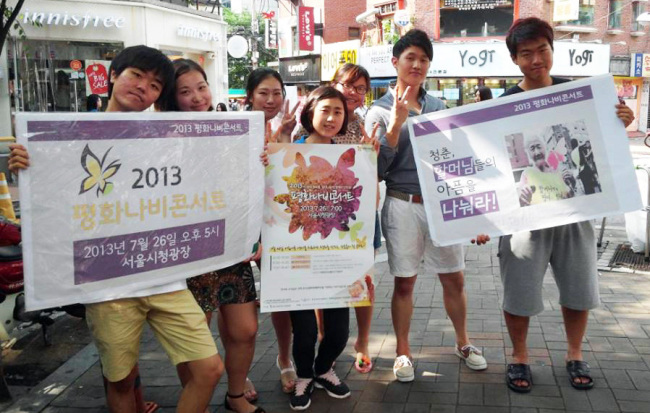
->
[455,344,488,371]
[393,355,415,382]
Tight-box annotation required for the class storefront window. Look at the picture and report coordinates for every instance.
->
[609,0,623,28]
[439,0,514,38]
[565,0,595,26]
[425,77,519,106]
[462,78,479,103]
[9,39,123,112]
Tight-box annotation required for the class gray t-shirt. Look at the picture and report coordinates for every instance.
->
[365,88,446,195]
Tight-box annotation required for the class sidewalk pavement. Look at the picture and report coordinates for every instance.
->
[4,140,650,413]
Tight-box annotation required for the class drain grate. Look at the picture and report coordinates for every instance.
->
[608,243,650,271]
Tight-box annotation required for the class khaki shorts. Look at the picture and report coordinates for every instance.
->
[85,289,217,382]
[381,196,465,277]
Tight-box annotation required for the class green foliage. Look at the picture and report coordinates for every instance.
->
[223,8,278,89]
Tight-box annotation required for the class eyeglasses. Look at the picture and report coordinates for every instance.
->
[337,82,368,95]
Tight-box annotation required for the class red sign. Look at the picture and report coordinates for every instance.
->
[70,60,83,71]
[298,7,314,52]
[85,63,109,96]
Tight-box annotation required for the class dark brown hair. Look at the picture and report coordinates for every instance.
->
[331,63,370,90]
[506,17,554,58]
[300,86,349,135]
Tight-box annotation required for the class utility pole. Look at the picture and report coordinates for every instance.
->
[251,0,259,69]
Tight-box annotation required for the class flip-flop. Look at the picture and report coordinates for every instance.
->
[354,352,373,374]
[566,360,594,390]
[144,401,159,413]
[276,356,297,393]
[506,363,532,393]
[244,377,258,402]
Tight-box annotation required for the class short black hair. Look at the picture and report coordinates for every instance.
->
[477,86,493,101]
[300,86,348,135]
[108,45,175,109]
[506,17,554,57]
[87,94,101,111]
[216,102,228,111]
[245,68,286,106]
[393,29,433,61]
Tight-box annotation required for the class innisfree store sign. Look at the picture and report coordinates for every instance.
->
[20,9,126,29]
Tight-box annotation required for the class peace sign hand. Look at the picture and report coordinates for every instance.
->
[360,123,380,153]
[280,100,300,139]
[391,84,411,130]
[385,84,411,148]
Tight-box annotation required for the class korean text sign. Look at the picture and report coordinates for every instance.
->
[16,112,265,310]
[261,144,377,312]
[408,75,642,246]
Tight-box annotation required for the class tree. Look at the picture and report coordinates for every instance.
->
[1,0,26,55]
[223,7,278,89]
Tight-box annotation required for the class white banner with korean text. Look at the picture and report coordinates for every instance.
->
[261,144,377,312]
[408,75,642,246]
[16,112,265,310]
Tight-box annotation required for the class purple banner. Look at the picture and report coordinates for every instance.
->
[73,220,225,284]
[28,120,250,141]
[413,86,593,137]
[440,191,499,221]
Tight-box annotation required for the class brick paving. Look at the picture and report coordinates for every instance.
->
[5,216,650,413]
[5,137,650,412]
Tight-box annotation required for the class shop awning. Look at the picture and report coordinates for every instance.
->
[228,89,246,97]
[370,78,395,87]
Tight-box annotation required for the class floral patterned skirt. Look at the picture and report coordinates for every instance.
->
[187,262,257,312]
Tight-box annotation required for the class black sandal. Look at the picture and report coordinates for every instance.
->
[566,360,594,390]
[225,392,267,413]
[506,363,532,393]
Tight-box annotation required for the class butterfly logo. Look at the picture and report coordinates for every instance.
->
[79,144,121,197]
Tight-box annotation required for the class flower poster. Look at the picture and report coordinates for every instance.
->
[261,143,377,312]
[408,74,642,246]
[16,112,264,310]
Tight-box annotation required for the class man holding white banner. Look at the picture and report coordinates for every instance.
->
[365,29,488,383]
[498,18,634,393]
[10,46,225,413]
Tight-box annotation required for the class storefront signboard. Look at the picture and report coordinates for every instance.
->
[442,0,511,11]
[553,0,580,22]
[177,25,221,43]
[265,18,278,50]
[630,53,650,78]
[394,10,410,27]
[21,9,125,29]
[279,56,321,83]
[360,42,609,78]
[321,40,360,81]
[298,7,315,51]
